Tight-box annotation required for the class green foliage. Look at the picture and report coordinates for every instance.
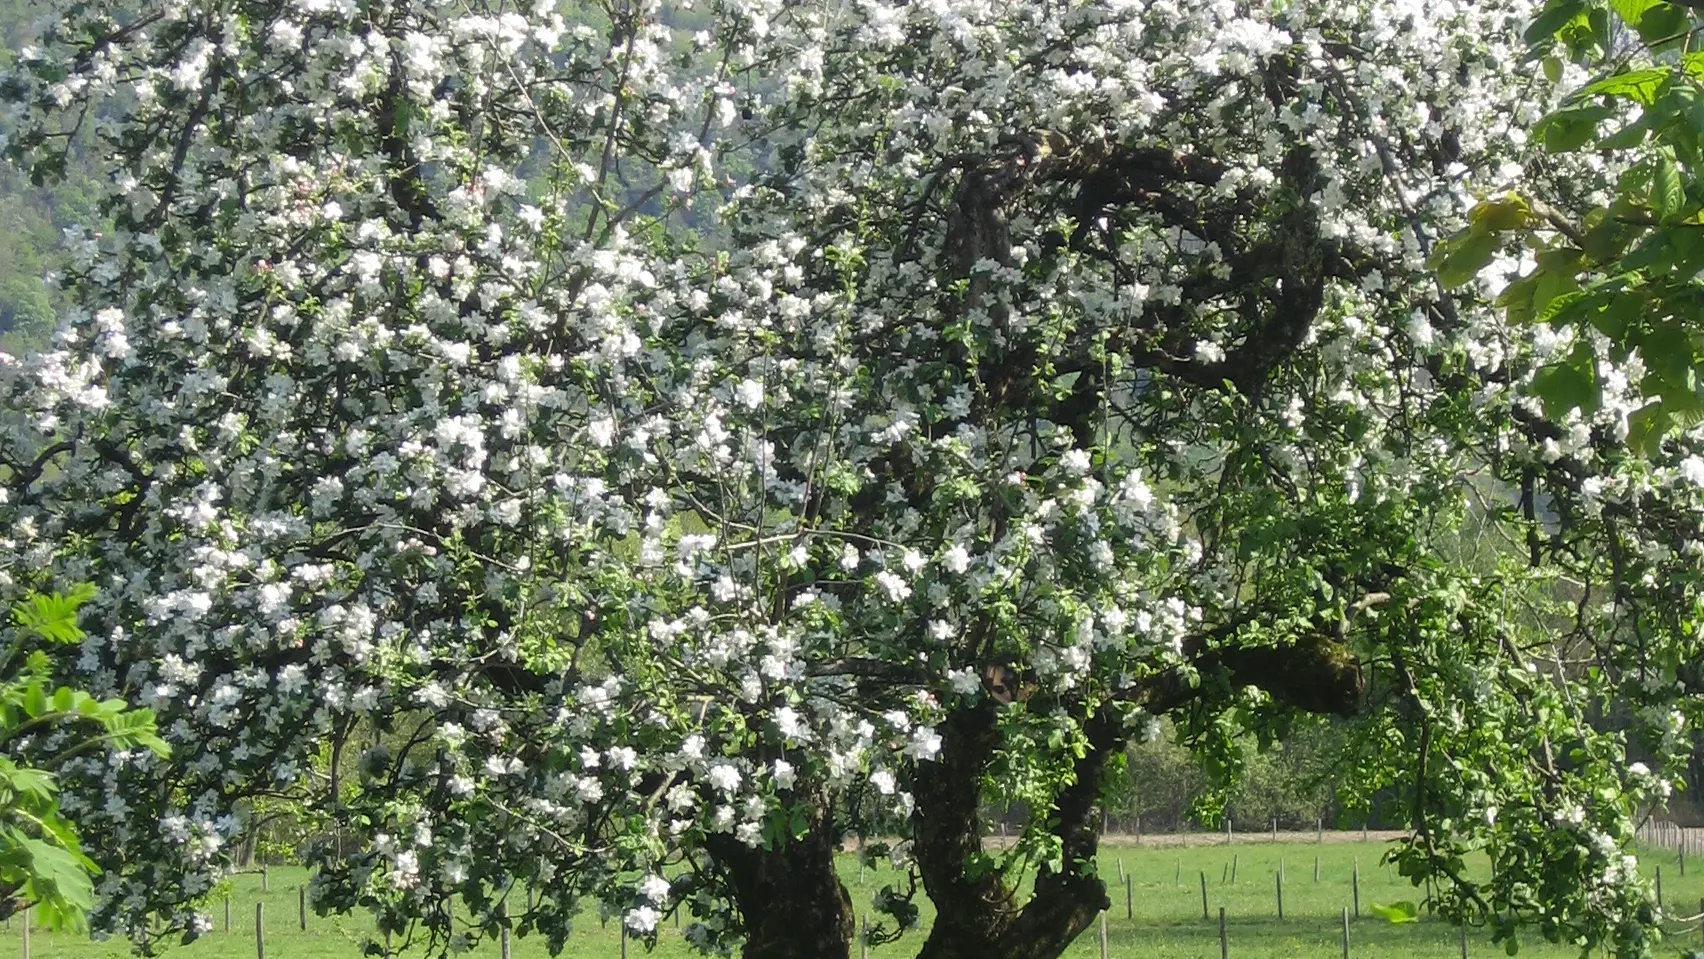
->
[1449,0,1704,451]
[0,586,168,931]
[1100,719,1360,833]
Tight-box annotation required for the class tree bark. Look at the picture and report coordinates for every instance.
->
[708,792,855,959]
[910,701,1015,957]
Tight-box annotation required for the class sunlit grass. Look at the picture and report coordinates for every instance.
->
[13,838,1702,957]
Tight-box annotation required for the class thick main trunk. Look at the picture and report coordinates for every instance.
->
[911,704,1119,959]
[911,702,1014,956]
[708,795,854,959]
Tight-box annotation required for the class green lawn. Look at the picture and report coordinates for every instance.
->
[10,840,1703,958]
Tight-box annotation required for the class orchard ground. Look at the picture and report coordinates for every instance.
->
[18,835,1704,959]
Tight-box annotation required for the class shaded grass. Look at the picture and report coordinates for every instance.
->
[9,840,1703,957]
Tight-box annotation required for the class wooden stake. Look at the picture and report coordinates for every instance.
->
[1317,817,1323,843]
[1219,906,1228,959]
[1099,911,1108,959]
[1201,871,1209,920]
[1272,817,1278,841]
[1352,859,1360,918]
[1314,856,1320,882]
[1117,858,1125,883]
[500,902,511,959]
[1657,865,1664,910]
[860,915,869,959]
[225,893,231,932]
[20,907,27,959]
[1342,906,1351,959]
[1276,869,1284,920]
[1175,859,1182,886]
[255,903,265,959]
[262,865,269,893]
[1460,922,1468,959]
[621,923,628,959]
[298,885,307,930]
[1231,853,1239,884]
[1125,875,1133,920]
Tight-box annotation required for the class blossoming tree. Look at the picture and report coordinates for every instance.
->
[0,0,1697,958]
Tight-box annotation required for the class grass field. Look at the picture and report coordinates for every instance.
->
[9,838,1704,958]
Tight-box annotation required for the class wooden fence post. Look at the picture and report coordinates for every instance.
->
[255,902,265,959]
[1276,869,1284,919]
[1099,911,1108,959]
[298,885,307,931]
[1341,906,1350,959]
[1231,853,1239,884]
[1219,907,1228,959]
[1200,871,1209,920]
[1125,875,1132,920]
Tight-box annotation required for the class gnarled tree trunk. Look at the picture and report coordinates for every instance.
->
[708,791,855,959]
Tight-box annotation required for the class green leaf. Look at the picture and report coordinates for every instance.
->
[1579,67,1668,106]
[19,837,93,915]
[22,683,46,720]
[1655,156,1686,220]
[1368,901,1421,924]
[1469,195,1533,232]
[1532,344,1600,419]
[1598,116,1652,150]
[0,761,58,805]
[1610,0,1664,26]
[1630,2,1693,50]
[1631,400,1676,454]
[1525,0,1588,48]
[11,586,95,646]
[1537,104,1615,153]
[1433,228,1502,289]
